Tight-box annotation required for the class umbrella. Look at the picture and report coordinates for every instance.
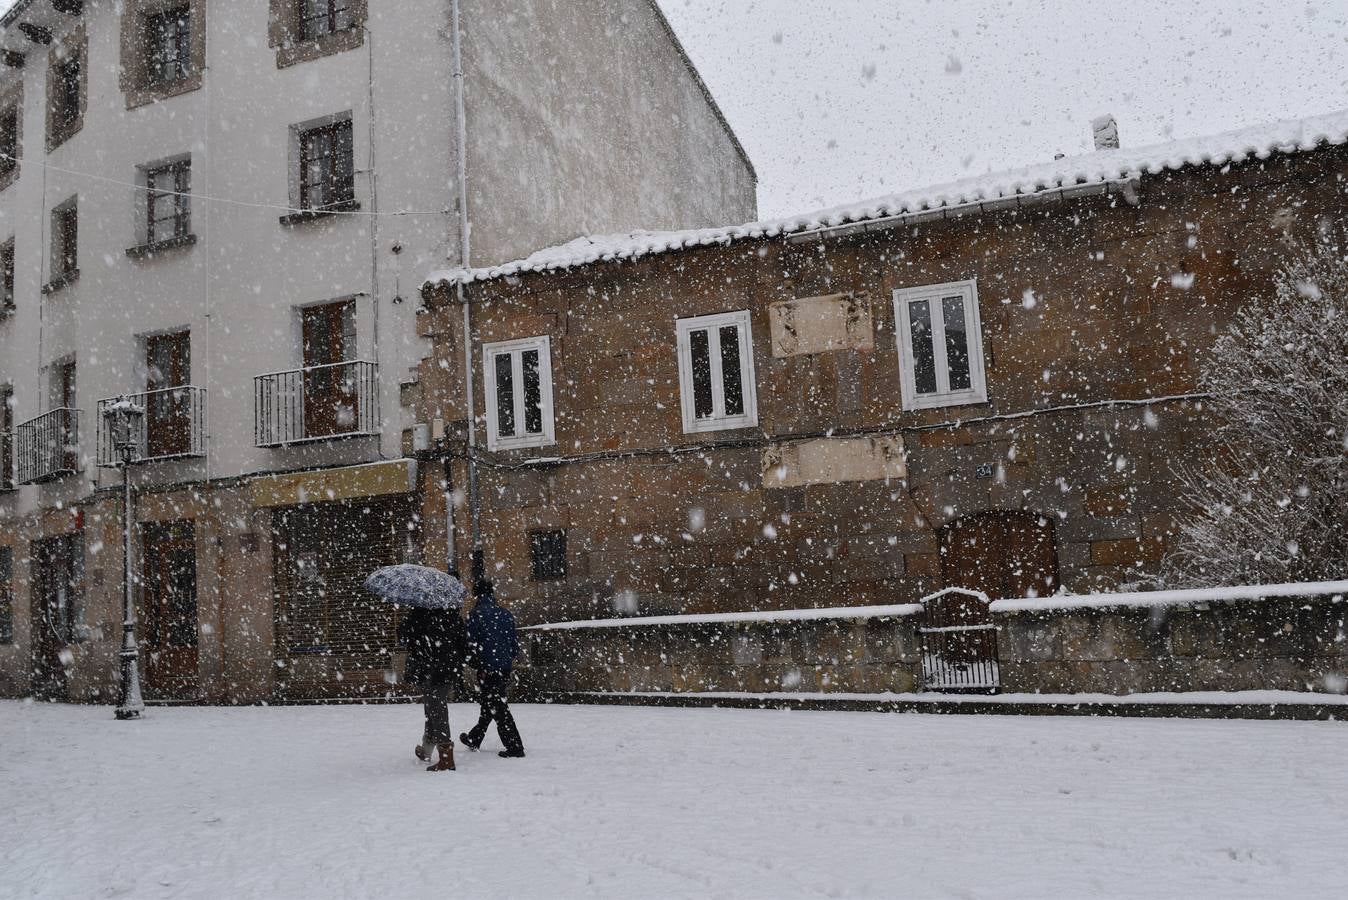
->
[363,564,467,610]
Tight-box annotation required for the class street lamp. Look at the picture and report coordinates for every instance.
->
[105,397,145,720]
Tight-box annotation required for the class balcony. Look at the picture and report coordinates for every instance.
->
[96,387,207,467]
[255,360,379,448]
[16,408,81,484]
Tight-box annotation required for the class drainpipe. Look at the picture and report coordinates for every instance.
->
[449,0,481,578]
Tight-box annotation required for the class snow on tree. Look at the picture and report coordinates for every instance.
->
[1161,232,1348,587]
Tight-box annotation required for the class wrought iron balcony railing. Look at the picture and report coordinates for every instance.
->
[255,360,379,448]
[16,407,81,484]
[96,387,207,467]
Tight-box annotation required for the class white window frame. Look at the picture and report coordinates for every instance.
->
[675,309,758,434]
[892,279,988,410]
[482,335,555,451]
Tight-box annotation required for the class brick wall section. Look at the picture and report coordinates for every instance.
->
[419,147,1348,625]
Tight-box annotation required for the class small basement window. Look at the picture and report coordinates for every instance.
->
[483,336,555,451]
[676,310,758,433]
[892,279,988,409]
[529,530,567,581]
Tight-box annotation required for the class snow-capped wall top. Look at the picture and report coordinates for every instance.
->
[425,108,1348,289]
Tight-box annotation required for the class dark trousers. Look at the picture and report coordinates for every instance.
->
[466,670,523,753]
[422,681,452,743]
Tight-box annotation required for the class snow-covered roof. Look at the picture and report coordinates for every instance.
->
[425,108,1348,289]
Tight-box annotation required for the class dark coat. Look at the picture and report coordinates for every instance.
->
[467,593,519,674]
[398,607,469,686]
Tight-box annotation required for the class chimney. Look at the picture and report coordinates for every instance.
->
[1092,114,1119,151]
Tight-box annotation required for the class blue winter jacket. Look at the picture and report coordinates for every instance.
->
[468,593,519,673]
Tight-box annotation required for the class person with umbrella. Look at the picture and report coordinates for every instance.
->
[365,564,469,772]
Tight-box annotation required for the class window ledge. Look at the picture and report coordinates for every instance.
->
[275,26,365,69]
[40,268,79,295]
[279,199,360,226]
[126,233,197,259]
[125,72,204,111]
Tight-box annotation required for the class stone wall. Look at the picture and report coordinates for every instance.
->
[520,613,922,697]
[419,145,1348,626]
[518,595,1348,699]
[996,596,1348,694]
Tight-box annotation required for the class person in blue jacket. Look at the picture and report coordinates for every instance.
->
[460,580,526,758]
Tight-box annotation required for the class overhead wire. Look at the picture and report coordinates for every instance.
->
[0,149,448,218]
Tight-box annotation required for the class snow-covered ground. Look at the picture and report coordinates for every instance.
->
[1,701,1342,899]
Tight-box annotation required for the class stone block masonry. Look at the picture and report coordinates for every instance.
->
[420,144,1348,627]
[517,593,1348,702]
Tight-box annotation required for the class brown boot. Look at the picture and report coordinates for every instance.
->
[426,743,455,771]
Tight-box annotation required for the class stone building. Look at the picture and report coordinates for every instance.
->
[0,0,755,702]
[418,111,1348,630]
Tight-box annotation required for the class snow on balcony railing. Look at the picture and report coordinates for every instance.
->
[96,387,207,467]
[15,407,80,485]
[254,360,379,448]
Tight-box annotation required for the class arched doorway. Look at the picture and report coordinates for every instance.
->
[939,510,1059,600]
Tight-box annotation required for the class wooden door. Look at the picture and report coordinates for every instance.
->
[301,302,355,438]
[53,360,77,472]
[30,533,82,700]
[939,510,1059,601]
[146,331,191,458]
[141,521,198,697]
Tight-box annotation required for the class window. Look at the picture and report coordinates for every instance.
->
[0,546,12,644]
[120,2,204,108]
[892,279,987,410]
[144,5,193,86]
[145,161,191,244]
[52,56,82,145]
[55,58,81,128]
[1,238,13,314]
[300,300,357,439]
[52,359,78,475]
[483,336,555,451]
[1,385,12,491]
[269,0,366,68]
[300,0,355,41]
[0,106,17,179]
[530,530,567,581]
[146,330,192,458]
[48,199,77,286]
[675,310,758,434]
[46,27,86,150]
[299,119,354,211]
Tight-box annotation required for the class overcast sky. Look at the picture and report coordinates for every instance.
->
[656,0,1348,218]
[5,1,1347,222]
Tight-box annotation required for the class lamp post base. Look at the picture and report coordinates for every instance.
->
[115,629,145,721]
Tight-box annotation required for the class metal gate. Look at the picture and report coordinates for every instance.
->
[917,587,1000,693]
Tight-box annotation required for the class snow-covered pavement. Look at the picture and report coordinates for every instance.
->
[1,701,1342,899]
